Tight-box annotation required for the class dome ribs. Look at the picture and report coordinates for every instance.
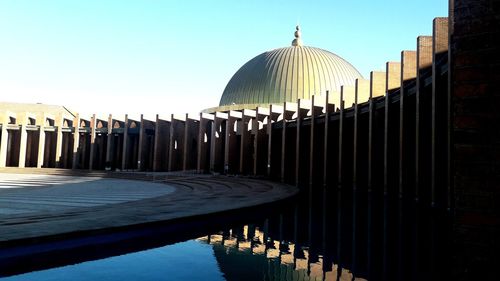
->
[219,45,363,108]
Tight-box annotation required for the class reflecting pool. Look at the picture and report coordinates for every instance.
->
[0,186,451,280]
[2,241,225,281]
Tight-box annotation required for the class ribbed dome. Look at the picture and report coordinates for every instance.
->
[219,37,363,107]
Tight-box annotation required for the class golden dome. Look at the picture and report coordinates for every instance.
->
[219,27,363,108]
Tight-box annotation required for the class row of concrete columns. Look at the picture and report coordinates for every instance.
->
[0,112,69,169]
[0,18,450,209]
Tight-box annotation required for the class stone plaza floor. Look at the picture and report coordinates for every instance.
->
[0,169,298,245]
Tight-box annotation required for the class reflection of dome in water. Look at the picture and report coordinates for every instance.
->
[219,26,363,108]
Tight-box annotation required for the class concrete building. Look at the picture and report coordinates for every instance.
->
[0,102,76,169]
[0,0,499,276]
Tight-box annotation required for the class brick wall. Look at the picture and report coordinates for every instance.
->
[451,0,500,279]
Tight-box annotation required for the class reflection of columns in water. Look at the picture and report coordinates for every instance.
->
[262,218,269,249]
[253,227,266,255]
[201,220,375,280]
[322,186,327,257]
[232,226,243,249]
[267,240,280,259]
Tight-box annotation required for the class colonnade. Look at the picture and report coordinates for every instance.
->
[0,18,450,210]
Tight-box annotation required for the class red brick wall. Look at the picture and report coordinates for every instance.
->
[451,0,500,279]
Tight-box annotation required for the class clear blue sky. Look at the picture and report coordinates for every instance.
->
[0,0,448,119]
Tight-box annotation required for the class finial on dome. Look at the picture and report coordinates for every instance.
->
[291,25,303,47]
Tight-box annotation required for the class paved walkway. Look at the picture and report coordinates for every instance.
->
[0,169,298,245]
[0,174,175,215]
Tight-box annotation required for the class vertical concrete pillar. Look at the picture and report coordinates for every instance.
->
[353,85,360,187]
[89,114,96,170]
[367,71,386,278]
[266,105,282,177]
[399,51,417,196]
[368,71,387,190]
[416,35,433,201]
[398,50,417,280]
[153,114,161,172]
[266,106,272,177]
[168,114,175,172]
[238,113,247,174]
[0,114,8,168]
[253,107,268,176]
[431,17,449,208]
[209,115,217,172]
[341,86,356,188]
[223,114,231,174]
[197,113,213,173]
[78,121,87,169]
[251,109,258,176]
[152,115,170,172]
[105,114,113,171]
[351,81,368,273]
[384,62,402,191]
[209,112,227,173]
[61,126,70,168]
[189,116,200,171]
[338,90,345,187]
[383,62,402,278]
[336,89,345,270]
[323,91,335,188]
[197,112,204,173]
[368,97,375,191]
[224,111,242,174]
[168,114,186,172]
[239,109,255,174]
[37,115,46,168]
[24,116,34,167]
[137,114,144,170]
[54,113,64,167]
[71,114,80,169]
[183,113,190,171]
[295,99,310,187]
[121,114,129,171]
[353,80,370,186]
[281,102,296,183]
[309,95,324,189]
[18,114,28,168]
[281,103,287,182]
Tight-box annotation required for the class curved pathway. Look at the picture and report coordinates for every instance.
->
[0,170,298,245]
